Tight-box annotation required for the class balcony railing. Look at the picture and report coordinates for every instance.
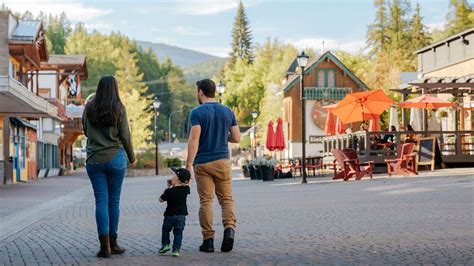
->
[304,87,353,101]
[64,118,83,133]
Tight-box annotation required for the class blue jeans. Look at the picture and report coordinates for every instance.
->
[162,215,186,251]
[86,149,127,237]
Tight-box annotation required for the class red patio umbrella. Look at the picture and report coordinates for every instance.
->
[323,103,338,136]
[266,121,276,151]
[335,116,347,134]
[398,94,456,109]
[275,117,286,151]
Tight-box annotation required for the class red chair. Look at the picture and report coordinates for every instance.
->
[332,148,373,181]
[385,143,417,176]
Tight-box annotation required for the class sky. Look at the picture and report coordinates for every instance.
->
[3,0,450,58]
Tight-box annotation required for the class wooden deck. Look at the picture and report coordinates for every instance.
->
[321,130,474,165]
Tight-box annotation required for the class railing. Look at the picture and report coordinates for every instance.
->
[64,118,83,133]
[321,130,474,163]
[304,87,352,101]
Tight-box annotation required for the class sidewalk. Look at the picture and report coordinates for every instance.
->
[0,168,472,264]
[0,170,90,217]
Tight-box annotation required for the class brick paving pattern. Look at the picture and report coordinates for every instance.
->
[0,170,473,265]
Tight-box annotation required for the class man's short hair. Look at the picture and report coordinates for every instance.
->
[196,79,216,98]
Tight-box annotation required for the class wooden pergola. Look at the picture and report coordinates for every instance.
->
[391,75,474,131]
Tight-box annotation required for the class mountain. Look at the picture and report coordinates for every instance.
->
[137,41,223,67]
[183,57,228,83]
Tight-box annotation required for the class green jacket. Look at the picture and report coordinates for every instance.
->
[82,105,136,164]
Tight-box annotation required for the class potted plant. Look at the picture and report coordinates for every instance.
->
[247,157,264,180]
[238,157,250,178]
[260,157,277,181]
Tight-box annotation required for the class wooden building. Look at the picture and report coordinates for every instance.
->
[281,51,368,158]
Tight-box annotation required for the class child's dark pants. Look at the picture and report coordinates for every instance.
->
[162,215,186,251]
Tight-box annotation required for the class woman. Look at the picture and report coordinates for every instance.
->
[83,76,137,258]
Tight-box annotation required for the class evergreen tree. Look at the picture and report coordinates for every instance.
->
[445,0,474,35]
[229,1,254,66]
[44,12,72,54]
[410,3,431,52]
[387,0,411,52]
[366,0,389,57]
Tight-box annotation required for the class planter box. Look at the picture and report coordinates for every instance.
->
[242,166,250,178]
[260,166,275,181]
[248,166,257,180]
[255,166,263,180]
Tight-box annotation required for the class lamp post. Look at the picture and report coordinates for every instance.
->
[297,51,309,184]
[153,100,161,175]
[217,81,226,103]
[251,111,258,158]
[168,111,180,143]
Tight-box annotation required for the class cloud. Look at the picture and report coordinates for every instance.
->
[288,37,366,53]
[193,46,230,58]
[175,26,213,36]
[2,0,112,21]
[426,21,444,31]
[84,22,113,32]
[174,0,263,15]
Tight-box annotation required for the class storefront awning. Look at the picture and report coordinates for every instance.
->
[0,76,59,119]
[10,117,37,130]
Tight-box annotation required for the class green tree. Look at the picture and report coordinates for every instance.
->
[229,0,254,66]
[44,13,72,54]
[65,26,117,95]
[366,0,389,57]
[409,2,431,66]
[386,0,411,58]
[223,39,296,126]
[445,0,474,35]
[115,49,153,149]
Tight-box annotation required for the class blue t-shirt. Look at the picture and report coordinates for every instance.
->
[189,102,237,165]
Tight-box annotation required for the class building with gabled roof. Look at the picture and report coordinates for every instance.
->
[282,51,368,158]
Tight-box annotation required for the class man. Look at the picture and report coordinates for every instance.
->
[186,79,240,253]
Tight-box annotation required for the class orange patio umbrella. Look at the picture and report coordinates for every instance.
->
[265,121,276,151]
[323,103,338,135]
[332,89,393,124]
[274,118,286,151]
[398,94,456,109]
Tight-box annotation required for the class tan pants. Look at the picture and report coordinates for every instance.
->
[194,159,236,240]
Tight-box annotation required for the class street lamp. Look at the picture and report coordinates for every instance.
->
[217,81,226,103]
[153,100,161,175]
[297,51,309,184]
[251,111,258,158]
[168,111,180,143]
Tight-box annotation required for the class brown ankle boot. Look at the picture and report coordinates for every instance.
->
[110,235,126,254]
[97,235,111,258]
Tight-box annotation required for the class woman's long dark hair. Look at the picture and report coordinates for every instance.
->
[85,76,122,128]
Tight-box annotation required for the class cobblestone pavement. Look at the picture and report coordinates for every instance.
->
[0,169,473,265]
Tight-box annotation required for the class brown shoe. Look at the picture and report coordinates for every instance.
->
[97,235,111,258]
[110,235,126,255]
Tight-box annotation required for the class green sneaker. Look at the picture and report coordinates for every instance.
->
[172,250,180,257]
[159,245,171,254]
